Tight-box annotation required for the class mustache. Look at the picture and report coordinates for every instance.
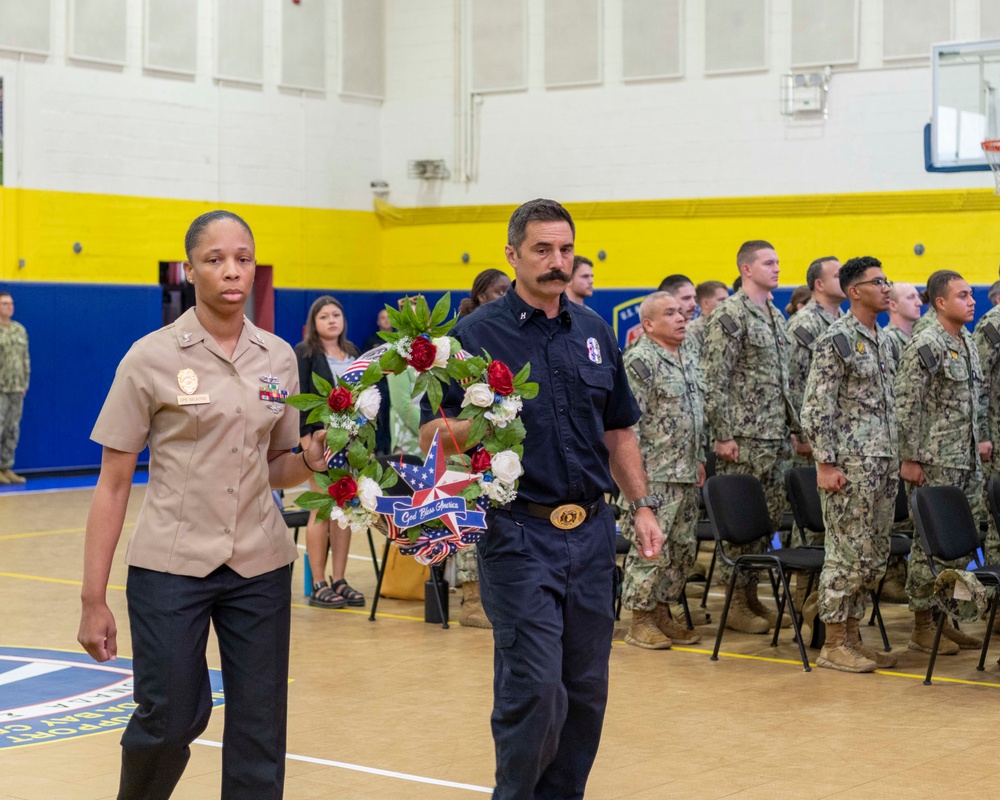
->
[538,270,571,283]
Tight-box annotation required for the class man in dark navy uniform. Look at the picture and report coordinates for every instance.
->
[420,198,663,800]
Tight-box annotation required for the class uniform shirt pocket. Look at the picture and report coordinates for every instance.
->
[578,364,614,416]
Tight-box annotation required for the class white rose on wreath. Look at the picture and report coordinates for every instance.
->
[491,450,523,486]
[462,383,494,409]
[356,476,384,512]
[356,386,382,421]
[485,396,521,428]
[432,336,452,369]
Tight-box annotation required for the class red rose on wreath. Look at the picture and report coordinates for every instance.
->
[487,361,514,396]
[471,448,492,473]
[327,386,353,412]
[328,476,358,506]
[407,335,436,371]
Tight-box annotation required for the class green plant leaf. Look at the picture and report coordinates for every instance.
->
[356,423,375,450]
[459,484,482,502]
[379,469,398,490]
[415,295,431,328]
[466,412,488,448]
[425,375,443,413]
[360,361,384,386]
[313,373,333,397]
[430,292,451,327]
[380,349,406,374]
[295,491,333,510]
[446,358,477,381]
[284,394,324,411]
[305,407,325,425]
[518,381,539,400]
[314,472,333,489]
[448,453,472,469]
[347,439,369,471]
[316,506,332,522]
[326,426,350,454]
[387,306,404,329]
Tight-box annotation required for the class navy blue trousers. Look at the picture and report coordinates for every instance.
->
[119,565,291,800]
[477,503,617,800]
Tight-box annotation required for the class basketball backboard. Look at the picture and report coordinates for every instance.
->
[928,39,1000,171]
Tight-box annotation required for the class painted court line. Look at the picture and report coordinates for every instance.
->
[193,738,493,794]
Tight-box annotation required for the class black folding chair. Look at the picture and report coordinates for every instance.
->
[784,467,893,652]
[368,454,451,629]
[697,449,718,610]
[702,474,823,671]
[911,484,1000,685]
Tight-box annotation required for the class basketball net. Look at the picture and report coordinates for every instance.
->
[983,140,1000,195]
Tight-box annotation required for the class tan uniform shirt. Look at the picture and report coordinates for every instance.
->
[91,308,300,578]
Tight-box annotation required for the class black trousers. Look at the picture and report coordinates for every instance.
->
[119,564,291,800]
[477,503,617,800]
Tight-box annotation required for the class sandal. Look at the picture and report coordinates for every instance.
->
[329,578,365,607]
[309,581,346,609]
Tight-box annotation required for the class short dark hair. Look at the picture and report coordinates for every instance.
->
[695,280,727,302]
[736,240,774,269]
[806,256,838,291]
[988,280,1000,303]
[572,255,593,275]
[185,210,254,261]
[920,270,965,308]
[838,256,882,291]
[507,199,575,252]
[732,276,743,292]
[658,274,693,293]
[0,291,11,301]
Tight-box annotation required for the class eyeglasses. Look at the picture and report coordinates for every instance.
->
[854,278,894,289]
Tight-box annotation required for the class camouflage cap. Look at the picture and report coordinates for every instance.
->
[931,569,993,622]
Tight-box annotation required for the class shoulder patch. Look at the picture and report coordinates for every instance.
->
[831,333,851,361]
[629,360,652,382]
[718,313,740,337]
[917,344,939,373]
[984,322,1000,347]
[793,327,815,347]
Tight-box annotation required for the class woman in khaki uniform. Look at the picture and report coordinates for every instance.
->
[77,211,327,799]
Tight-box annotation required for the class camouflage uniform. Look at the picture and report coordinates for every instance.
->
[801,313,899,624]
[787,299,840,416]
[974,306,1000,565]
[897,318,988,612]
[703,289,798,586]
[620,336,704,611]
[680,314,707,363]
[0,320,29,471]
[883,323,911,354]
[910,310,937,338]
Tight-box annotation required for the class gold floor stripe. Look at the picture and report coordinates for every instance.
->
[0,523,134,541]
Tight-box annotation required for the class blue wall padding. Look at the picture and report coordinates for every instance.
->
[2,281,994,472]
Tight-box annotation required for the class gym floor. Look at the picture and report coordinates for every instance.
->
[3,479,1000,800]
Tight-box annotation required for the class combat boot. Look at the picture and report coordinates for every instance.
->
[459,582,492,629]
[816,621,878,673]
[908,609,959,655]
[792,573,811,614]
[654,603,701,645]
[799,591,819,646]
[673,603,711,626]
[724,586,771,634]
[846,617,897,668]
[941,620,983,650]
[745,582,791,629]
[625,609,672,649]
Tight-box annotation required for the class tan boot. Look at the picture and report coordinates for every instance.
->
[625,609,672,649]
[0,470,10,485]
[725,586,772,634]
[941,620,983,650]
[2,469,24,484]
[908,609,959,655]
[654,603,701,645]
[799,591,819,646]
[846,617,897,669]
[792,573,810,614]
[459,582,492,629]
[817,621,878,673]
[674,604,711,626]
[746,582,791,629]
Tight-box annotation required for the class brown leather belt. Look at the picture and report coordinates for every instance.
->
[503,498,603,530]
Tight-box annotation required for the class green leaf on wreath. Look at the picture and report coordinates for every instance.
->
[305,407,325,425]
[446,358,477,381]
[513,362,531,385]
[387,306,404,329]
[295,491,333,510]
[380,349,406,374]
[316,506,332,522]
[467,412,488,448]
[379,469,398,490]
[425,375,443,413]
[356,423,375,450]
[449,453,472,469]
[430,292,451,327]
[347,440,369,471]
[518,381,539,400]
[313,373,333,397]
[414,295,432,328]
[360,360,384,387]
[284,393,324,411]
[326,426,350,454]
[459,484,481,502]
[314,472,333,490]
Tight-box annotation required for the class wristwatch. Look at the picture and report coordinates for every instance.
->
[629,495,660,513]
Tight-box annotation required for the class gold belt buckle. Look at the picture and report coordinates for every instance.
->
[550,504,586,530]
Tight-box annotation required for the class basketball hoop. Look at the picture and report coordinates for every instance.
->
[983,140,1000,195]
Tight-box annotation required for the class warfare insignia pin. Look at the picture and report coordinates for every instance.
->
[587,337,603,364]
[177,368,198,395]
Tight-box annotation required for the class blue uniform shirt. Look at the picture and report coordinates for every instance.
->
[423,285,640,506]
